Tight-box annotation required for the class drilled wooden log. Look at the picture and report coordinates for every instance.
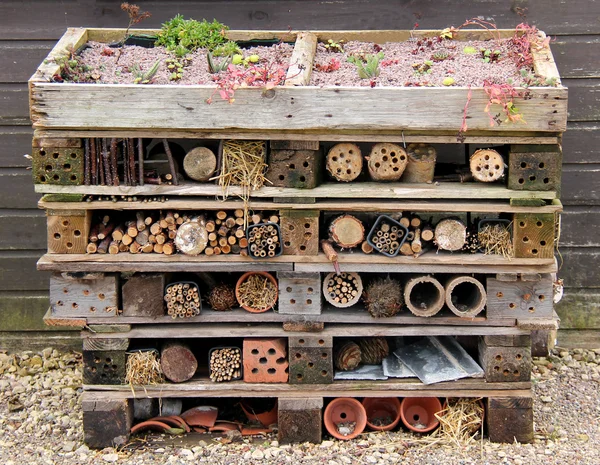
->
[326,143,362,182]
[404,275,445,317]
[183,147,217,182]
[329,214,364,249]
[435,218,467,252]
[160,342,197,383]
[470,149,505,182]
[403,143,437,183]
[367,143,407,181]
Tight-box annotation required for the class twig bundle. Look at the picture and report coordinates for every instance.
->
[209,347,242,382]
[125,350,163,385]
[247,221,281,258]
[164,282,201,318]
[478,223,514,258]
[363,277,403,318]
[207,284,237,311]
[369,219,405,256]
[323,272,363,308]
[237,274,278,312]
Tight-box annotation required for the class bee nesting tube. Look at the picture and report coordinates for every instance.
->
[444,275,486,318]
[209,347,242,383]
[323,272,363,308]
[367,143,408,181]
[404,275,445,317]
[164,281,201,318]
[403,143,437,183]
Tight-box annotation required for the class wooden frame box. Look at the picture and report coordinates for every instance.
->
[50,272,119,317]
[30,28,566,139]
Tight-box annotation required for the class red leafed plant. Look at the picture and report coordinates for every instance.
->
[511,22,550,69]
[315,58,341,73]
[207,61,293,104]
[483,79,528,127]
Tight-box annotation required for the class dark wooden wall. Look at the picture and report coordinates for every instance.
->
[0,0,598,347]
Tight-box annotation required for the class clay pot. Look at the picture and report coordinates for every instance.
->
[209,421,241,432]
[131,420,173,435]
[180,406,218,428]
[235,271,278,313]
[400,397,443,433]
[240,399,278,427]
[323,397,367,440]
[362,397,402,431]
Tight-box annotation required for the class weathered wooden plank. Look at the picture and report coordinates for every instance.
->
[560,248,600,288]
[555,289,600,329]
[34,181,558,201]
[561,164,600,205]
[0,331,79,350]
[0,84,29,125]
[3,1,600,39]
[557,329,600,349]
[0,170,40,209]
[562,78,600,122]
[0,41,53,82]
[553,36,600,79]
[562,123,600,164]
[285,31,317,86]
[0,292,69,332]
[50,272,119,317]
[0,210,46,250]
[30,83,568,133]
[560,207,600,247]
[1,251,49,291]
[82,323,530,339]
[0,126,35,168]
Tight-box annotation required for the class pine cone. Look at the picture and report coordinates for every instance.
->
[207,284,237,311]
[363,277,403,318]
[358,337,389,365]
[334,341,362,371]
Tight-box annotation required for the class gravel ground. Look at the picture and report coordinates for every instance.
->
[1,347,599,465]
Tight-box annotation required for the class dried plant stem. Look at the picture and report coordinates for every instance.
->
[478,223,513,258]
[237,274,277,311]
[137,138,144,186]
[125,350,163,386]
[84,138,91,185]
[110,138,119,186]
[162,139,179,186]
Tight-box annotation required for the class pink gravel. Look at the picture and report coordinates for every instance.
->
[310,38,532,87]
[77,41,294,85]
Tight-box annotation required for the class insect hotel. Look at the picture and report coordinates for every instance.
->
[29,23,566,446]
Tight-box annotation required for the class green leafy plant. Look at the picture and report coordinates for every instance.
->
[156,16,229,56]
[432,50,450,62]
[463,45,478,55]
[324,39,345,53]
[212,41,242,57]
[347,51,384,79]
[442,77,455,86]
[207,51,233,74]
[166,58,188,81]
[412,60,433,75]
[53,46,96,83]
[481,48,501,63]
[131,60,160,84]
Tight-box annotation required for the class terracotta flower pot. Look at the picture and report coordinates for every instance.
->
[240,399,278,427]
[180,406,218,428]
[235,271,278,313]
[400,397,443,433]
[323,397,367,440]
[362,397,402,431]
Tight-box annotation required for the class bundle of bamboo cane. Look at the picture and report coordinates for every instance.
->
[247,215,281,258]
[209,347,242,382]
[164,282,201,318]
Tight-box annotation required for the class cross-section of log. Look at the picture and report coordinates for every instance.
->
[323,272,363,308]
[434,218,466,251]
[444,275,486,318]
[160,342,198,383]
[326,143,362,182]
[367,143,407,181]
[174,217,208,255]
[403,143,437,183]
[183,147,217,182]
[329,214,364,249]
[404,275,445,317]
[469,149,505,182]
[513,213,556,259]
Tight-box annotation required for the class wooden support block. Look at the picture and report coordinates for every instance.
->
[283,321,324,332]
[508,145,562,193]
[277,272,321,315]
[486,397,533,444]
[270,140,320,151]
[243,338,289,383]
[266,149,322,188]
[47,210,92,254]
[82,350,126,385]
[510,198,547,207]
[122,273,166,317]
[273,197,316,204]
[83,338,129,351]
[280,210,319,256]
[32,145,84,185]
[50,272,118,317]
[278,397,323,444]
[33,137,82,148]
[530,329,556,357]
[496,273,518,282]
[86,324,131,333]
[289,336,333,384]
[82,396,133,448]
[487,274,554,319]
[479,339,531,383]
[513,213,556,259]
[482,335,531,347]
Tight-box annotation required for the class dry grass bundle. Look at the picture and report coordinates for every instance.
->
[237,274,278,312]
[478,222,513,258]
[363,277,403,318]
[207,283,237,311]
[125,350,163,386]
[212,140,268,227]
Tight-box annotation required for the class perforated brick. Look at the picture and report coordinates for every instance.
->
[243,338,289,383]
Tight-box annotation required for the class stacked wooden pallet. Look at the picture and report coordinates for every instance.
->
[29,27,566,447]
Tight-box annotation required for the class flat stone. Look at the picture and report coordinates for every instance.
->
[102,453,119,463]
[251,449,264,460]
